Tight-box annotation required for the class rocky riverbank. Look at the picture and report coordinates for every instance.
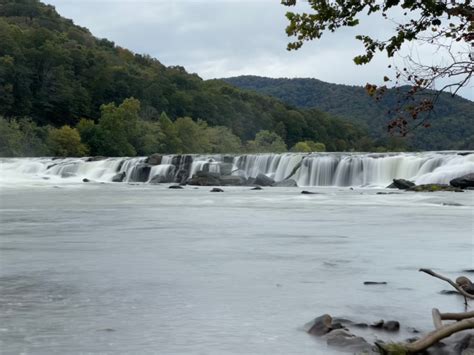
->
[304,313,474,354]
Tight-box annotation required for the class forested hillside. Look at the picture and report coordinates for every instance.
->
[223,76,474,150]
[0,0,381,156]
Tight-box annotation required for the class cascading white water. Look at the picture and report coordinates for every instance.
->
[1,152,472,187]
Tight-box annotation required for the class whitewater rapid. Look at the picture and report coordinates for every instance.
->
[0,152,472,187]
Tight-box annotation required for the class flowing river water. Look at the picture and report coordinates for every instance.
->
[0,153,473,354]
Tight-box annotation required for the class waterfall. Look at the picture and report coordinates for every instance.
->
[1,152,473,187]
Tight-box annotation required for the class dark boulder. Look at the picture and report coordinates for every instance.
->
[301,190,319,195]
[409,184,463,192]
[210,188,224,192]
[450,173,474,189]
[383,320,400,331]
[304,314,333,336]
[129,163,151,182]
[272,179,298,187]
[169,185,183,189]
[112,172,126,182]
[145,153,162,166]
[255,173,275,187]
[251,186,263,190]
[387,179,415,190]
[82,178,90,182]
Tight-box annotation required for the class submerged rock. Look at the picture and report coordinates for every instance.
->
[210,188,224,192]
[387,178,415,190]
[272,179,298,187]
[408,184,463,192]
[82,178,90,182]
[450,173,474,189]
[442,202,463,206]
[112,172,126,182]
[383,320,400,331]
[364,281,387,285]
[301,190,318,195]
[169,185,183,189]
[255,173,275,187]
[251,186,263,190]
[439,290,459,295]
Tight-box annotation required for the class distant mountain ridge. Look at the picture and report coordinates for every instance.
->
[223,76,474,150]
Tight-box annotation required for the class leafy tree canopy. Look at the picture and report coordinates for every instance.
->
[282,0,473,134]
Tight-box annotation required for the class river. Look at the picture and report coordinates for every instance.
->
[0,154,473,354]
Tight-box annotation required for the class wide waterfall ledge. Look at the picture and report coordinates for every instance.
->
[1,152,473,188]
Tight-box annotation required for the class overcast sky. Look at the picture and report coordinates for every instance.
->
[44,0,472,100]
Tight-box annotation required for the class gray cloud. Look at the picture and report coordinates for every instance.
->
[44,0,472,100]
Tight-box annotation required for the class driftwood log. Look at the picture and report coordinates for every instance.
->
[378,269,474,354]
[419,268,474,303]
